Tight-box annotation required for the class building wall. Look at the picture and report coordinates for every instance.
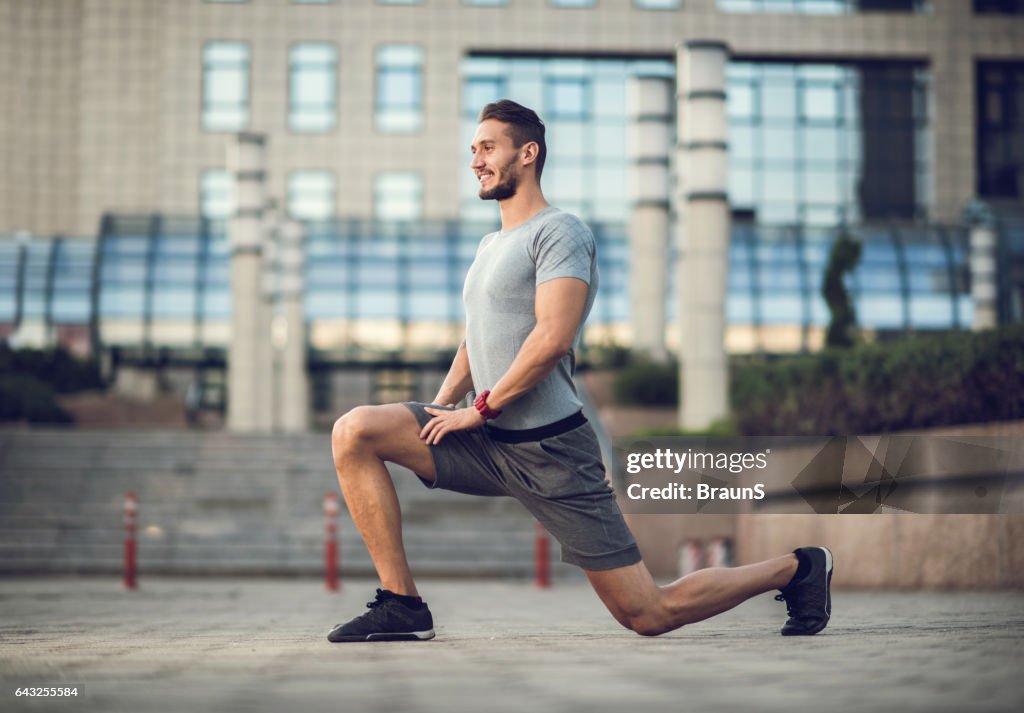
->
[1,0,1023,236]
[1,0,82,235]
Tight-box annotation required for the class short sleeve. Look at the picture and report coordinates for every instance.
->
[531,214,595,287]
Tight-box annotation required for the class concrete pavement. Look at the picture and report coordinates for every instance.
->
[1,576,1022,713]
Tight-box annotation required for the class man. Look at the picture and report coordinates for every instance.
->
[327,100,832,642]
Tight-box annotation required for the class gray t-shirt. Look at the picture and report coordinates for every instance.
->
[462,206,598,430]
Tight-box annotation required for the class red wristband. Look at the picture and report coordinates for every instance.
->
[474,390,502,421]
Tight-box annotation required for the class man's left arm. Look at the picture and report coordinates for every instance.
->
[420,277,587,445]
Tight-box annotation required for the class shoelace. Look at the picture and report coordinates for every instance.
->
[774,592,794,616]
[365,588,390,610]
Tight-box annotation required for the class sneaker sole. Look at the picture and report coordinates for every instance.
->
[330,629,435,643]
[822,546,833,618]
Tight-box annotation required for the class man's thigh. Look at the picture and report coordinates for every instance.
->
[348,403,438,483]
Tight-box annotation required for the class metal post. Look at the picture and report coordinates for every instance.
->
[324,493,340,592]
[123,492,138,591]
[534,521,551,589]
[680,539,704,576]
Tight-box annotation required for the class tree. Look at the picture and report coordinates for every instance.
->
[822,229,863,348]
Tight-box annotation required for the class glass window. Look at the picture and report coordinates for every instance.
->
[287,171,336,221]
[376,45,424,133]
[549,0,596,6]
[291,1,335,4]
[202,42,250,131]
[459,56,675,225]
[974,0,1024,13]
[547,78,590,120]
[200,170,235,220]
[635,0,681,7]
[719,0,925,13]
[727,60,930,226]
[977,61,1024,199]
[377,0,422,4]
[289,43,338,132]
[374,172,423,221]
[464,0,508,5]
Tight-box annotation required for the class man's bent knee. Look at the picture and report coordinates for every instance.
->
[332,406,378,459]
[626,613,673,637]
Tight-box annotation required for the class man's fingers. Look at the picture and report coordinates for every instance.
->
[420,416,442,441]
[426,419,447,445]
[421,413,451,443]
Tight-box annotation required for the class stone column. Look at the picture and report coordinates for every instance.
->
[965,201,998,330]
[279,220,311,433]
[627,75,672,362]
[257,198,281,432]
[676,40,731,431]
[227,133,266,432]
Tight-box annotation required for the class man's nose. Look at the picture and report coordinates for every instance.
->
[470,153,484,170]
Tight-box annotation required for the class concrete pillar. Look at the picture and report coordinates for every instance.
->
[279,220,310,433]
[675,40,731,431]
[257,198,281,432]
[227,133,266,433]
[965,201,998,330]
[627,75,672,363]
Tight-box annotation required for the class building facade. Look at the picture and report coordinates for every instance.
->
[1,0,1023,357]
[3,0,1023,235]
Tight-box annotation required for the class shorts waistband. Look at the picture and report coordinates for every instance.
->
[484,410,587,443]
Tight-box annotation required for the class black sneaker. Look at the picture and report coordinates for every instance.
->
[775,546,833,636]
[327,588,435,643]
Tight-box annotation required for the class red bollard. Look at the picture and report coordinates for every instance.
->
[534,521,551,589]
[705,537,729,568]
[680,539,704,576]
[123,492,137,590]
[324,493,340,592]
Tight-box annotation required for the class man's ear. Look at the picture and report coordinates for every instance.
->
[519,141,539,167]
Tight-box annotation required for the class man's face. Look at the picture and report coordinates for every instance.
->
[470,119,523,202]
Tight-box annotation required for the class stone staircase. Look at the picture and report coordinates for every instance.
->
[0,428,581,581]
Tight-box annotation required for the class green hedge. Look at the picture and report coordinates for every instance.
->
[0,375,72,424]
[0,344,103,393]
[731,325,1024,435]
[612,359,678,406]
[0,344,103,424]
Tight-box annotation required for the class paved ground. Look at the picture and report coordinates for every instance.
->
[0,576,1022,713]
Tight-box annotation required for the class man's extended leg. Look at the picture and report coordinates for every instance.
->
[586,555,799,636]
[331,403,436,597]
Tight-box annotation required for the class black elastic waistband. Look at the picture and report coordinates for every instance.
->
[484,410,587,444]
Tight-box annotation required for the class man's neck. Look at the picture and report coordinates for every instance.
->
[498,186,550,233]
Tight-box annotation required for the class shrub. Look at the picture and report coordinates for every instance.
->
[612,359,678,406]
[731,325,1024,435]
[629,417,738,438]
[0,344,103,393]
[0,375,73,424]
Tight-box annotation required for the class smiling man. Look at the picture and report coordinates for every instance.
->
[326,100,833,642]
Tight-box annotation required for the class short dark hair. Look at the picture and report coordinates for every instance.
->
[478,100,547,181]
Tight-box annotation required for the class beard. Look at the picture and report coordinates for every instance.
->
[478,157,520,201]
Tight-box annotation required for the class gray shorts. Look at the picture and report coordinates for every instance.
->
[402,402,641,571]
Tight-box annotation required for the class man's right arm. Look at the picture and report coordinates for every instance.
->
[432,339,473,406]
